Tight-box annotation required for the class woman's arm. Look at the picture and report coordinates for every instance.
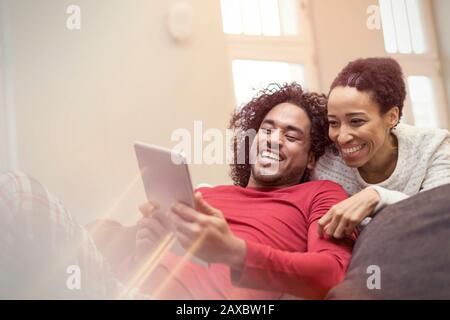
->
[365,185,409,213]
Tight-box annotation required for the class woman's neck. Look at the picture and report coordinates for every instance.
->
[358,133,399,184]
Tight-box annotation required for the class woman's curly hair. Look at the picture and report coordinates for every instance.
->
[330,57,406,121]
[228,82,331,187]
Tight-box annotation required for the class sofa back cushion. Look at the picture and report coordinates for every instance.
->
[327,184,450,300]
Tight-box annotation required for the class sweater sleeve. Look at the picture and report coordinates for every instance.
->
[420,133,450,191]
[231,182,355,299]
[366,185,409,213]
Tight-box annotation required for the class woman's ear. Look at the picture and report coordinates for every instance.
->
[386,106,400,128]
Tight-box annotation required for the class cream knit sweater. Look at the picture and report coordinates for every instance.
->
[312,123,450,214]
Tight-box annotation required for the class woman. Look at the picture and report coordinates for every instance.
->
[313,57,450,239]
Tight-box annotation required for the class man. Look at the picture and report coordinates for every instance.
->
[114,83,355,300]
[0,83,354,300]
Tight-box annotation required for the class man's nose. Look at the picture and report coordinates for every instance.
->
[266,129,283,151]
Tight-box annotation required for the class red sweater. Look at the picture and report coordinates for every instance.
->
[137,180,355,299]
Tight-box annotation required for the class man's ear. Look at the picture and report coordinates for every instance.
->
[306,151,316,171]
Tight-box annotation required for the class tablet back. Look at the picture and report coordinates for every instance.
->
[134,142,194,217]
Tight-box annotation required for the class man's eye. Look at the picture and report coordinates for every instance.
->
[286,135,299,142]
[261,128,272,134]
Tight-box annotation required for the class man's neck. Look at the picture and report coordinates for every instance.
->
[246,176,298,190]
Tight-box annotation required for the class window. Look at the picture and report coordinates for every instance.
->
[232,60,305,106]
[221,0,299,36]
[407,76,439,127]
[379,0,449,129]
[220,0,318,108]
[379,0,426,54]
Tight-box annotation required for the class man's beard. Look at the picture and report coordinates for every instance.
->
[250,164,304,187]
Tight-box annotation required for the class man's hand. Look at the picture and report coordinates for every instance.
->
[169,192,246,270]
[318,188,380,239]
[135,202,171,262]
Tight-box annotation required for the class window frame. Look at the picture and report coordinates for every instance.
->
[383,0,450,129]
[223,0,320,106]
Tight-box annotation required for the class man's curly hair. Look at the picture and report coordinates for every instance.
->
[228,83,330,187]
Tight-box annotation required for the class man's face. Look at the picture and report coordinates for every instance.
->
[248,102,315,189]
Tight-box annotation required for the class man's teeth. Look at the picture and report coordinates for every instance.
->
[342,144,365,155]
[260,151,281,161]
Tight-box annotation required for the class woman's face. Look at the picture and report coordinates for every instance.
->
[327,86,399,168]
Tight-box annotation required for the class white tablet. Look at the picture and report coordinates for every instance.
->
[134,142,207,267]
[134,142,194,219]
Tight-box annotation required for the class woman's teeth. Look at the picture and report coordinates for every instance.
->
[342,144,365,155]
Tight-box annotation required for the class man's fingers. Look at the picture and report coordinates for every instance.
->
[171,202,201,223]
[171,213,201,239]
[139,202,159,218]
[136,228,159,244]
[194,192,222,217]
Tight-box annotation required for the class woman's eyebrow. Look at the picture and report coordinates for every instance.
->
[346,112,367,117]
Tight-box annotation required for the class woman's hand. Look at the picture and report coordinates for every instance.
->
[318,188,380,239]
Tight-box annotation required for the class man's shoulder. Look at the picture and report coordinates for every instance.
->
[286,180,347,198]
[196,181,346,196]
[196,184,241,195]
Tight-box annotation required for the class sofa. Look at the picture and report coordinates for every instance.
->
[327,183,450,299]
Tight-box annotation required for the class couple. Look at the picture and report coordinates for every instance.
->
[1,57,450,299]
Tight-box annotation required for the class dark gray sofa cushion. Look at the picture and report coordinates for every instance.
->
[327,184,450,300]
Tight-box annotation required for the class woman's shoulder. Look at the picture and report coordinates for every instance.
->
[312,149,358,190]
[314,148,344,171]
[395,124,450,161]
[395,123,449,145]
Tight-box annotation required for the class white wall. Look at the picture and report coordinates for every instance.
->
[0,64,7,170]
[309,0,387,92]
[1,0,235,225]
[432,0,450,116]
[0,0,10,169]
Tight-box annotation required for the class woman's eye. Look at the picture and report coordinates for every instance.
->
[350,119,365,126]
[328,120,339,127]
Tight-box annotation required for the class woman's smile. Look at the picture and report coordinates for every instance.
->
[339,143,368,161]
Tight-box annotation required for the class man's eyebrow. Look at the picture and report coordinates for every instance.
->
[285,125,304,135]
[261,119,304,135]
[261,119,275,126]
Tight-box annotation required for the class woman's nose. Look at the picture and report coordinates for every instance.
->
[336,127,354,145]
